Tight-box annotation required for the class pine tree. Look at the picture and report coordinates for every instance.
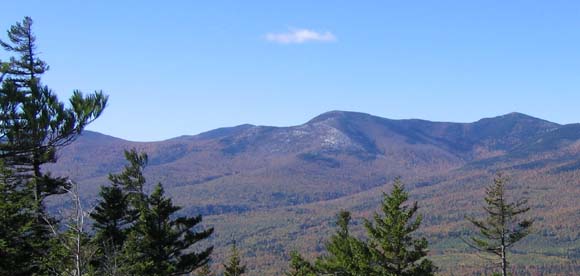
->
[316,210,373,275]
[363,178,437,276]
[124,182,214,276]
[0,16,107,274]
[223,240,246,276]
[0,61,10,82]
[466,173,534,276]
[0,16,107,201]
[286,251,316,276]
[0,17,48,85]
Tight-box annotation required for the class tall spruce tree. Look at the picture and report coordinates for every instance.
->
[91,150,213,275]
[90,149,147,275]
[124,183,214,276]
[363,178,436,276]
[91,149,145,249]
[223,240,246,276]
[90,185,135,274]
[91,184,134,250]
[316,210,373,276]
[0,16,107,274]
[466,173,534,276]
[122,178,213,276]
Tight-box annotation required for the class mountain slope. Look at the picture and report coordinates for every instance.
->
[45,111,580,275]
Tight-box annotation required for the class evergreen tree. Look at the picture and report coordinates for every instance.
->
[0,16,107,201]
[316,210,373,276]
[0,161,36,276]
[466,173,534,276]
[108,149,148,203]
[90,184,135,275]
[90,149,144,274]
[223,240,246,276]
[0,61,9,82]
[0,16,107,274]
[363,178,436,276]
[91,150,213,275]
[93,149,147,231]
[91,183,134,250]
[0,17,48,85]
[286,251,316,276]
[123,183,214,276]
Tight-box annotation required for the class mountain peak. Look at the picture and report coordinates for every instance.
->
[505,112,527,116]
[502,112,542,120]
[479,112,559,126]
[307,110,372,124]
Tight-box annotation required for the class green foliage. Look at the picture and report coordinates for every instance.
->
[90,150,145,275]
[108,149,148,199]
[0,16,107,275]
[316,210,373,275]
[466,173,534,276]
[0,161,37,275]
[91,184,135,250]
[90,182,136,274]
[90,150,144,272]
[286,251,316,276]
[289,178,436,276]
[224,240,246,276]
[0,16,107,200]
[92,150,213,276]
[125,183,214,275]
[41,227,97,276]
[0,62,9,82]
[362,177,437,275]
[0,17,48,84]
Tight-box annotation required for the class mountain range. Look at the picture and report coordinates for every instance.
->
[45,111,580,275]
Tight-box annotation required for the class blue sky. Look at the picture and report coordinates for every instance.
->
[1,1,579,141]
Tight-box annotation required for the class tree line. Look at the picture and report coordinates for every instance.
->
[286,175,534,276]
[0,17,534,276]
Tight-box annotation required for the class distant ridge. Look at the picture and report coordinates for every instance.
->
[52,110,578,207]
[46,111,580,275]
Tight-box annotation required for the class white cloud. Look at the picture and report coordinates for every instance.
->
[265,28,336,44]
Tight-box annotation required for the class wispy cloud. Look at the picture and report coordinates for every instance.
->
[265,28,336,44]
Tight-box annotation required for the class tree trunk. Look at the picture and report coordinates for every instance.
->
[501,244,507,276]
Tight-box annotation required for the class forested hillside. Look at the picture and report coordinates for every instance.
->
[46,111,580,275]
[2,15,579,276]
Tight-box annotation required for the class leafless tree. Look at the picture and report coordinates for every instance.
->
[43,180,97,276]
